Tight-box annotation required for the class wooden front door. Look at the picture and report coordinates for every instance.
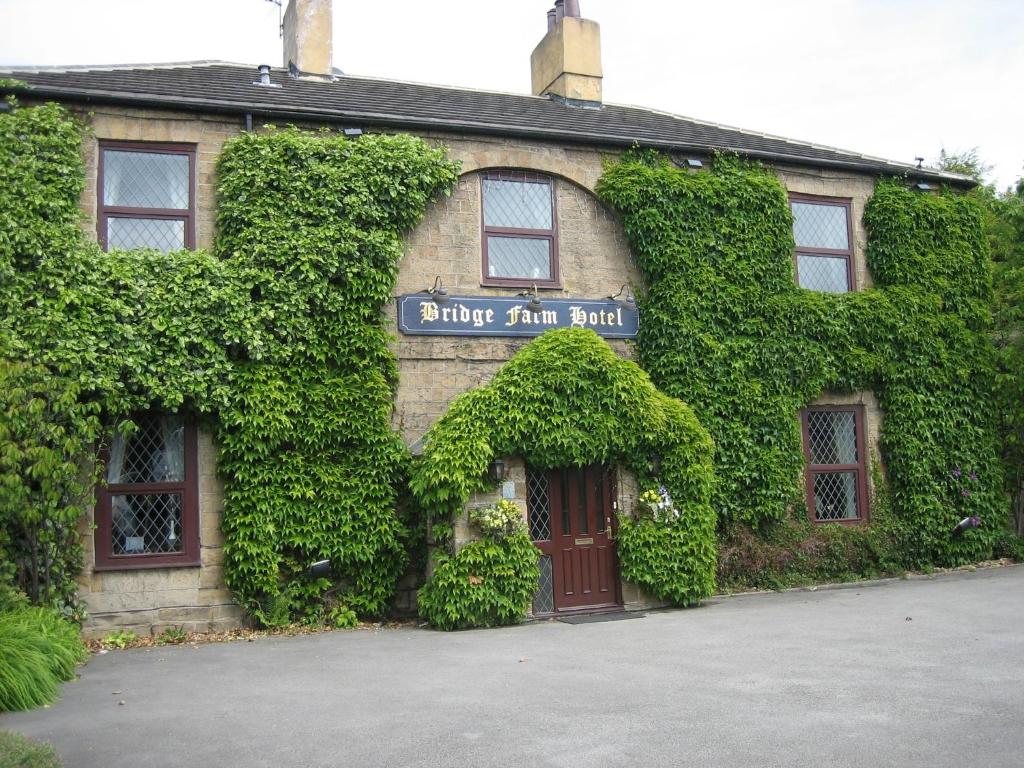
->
[531,465,620,613]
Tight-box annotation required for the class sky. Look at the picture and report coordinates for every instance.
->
[1,0,1021,190]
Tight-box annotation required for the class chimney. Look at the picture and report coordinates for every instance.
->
[282,0,333,77]
[530,1,602,104]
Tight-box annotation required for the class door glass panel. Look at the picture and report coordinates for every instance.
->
[532,555,555,615]
[577,469,589,535]
[595,468,605,532]
[526,466,551,541]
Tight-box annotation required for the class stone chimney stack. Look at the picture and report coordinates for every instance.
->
[530,1,603,104]
[282,0,333,76]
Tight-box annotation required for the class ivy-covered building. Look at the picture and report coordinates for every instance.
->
[2,1,1000,636]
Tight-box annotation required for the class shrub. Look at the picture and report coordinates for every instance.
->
[417,533,540,631]
[0,607,86,712]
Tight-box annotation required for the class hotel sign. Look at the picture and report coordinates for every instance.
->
[397,295,639,339]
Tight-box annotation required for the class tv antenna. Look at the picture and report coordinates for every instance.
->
[265,0,283,38]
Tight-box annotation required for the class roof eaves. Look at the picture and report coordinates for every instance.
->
[0,77,976,189]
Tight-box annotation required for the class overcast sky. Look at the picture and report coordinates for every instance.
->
[1,0,1021,189]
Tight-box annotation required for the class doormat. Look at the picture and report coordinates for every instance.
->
[558,612,646,625]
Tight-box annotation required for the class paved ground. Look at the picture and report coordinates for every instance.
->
[3,566,1023,768]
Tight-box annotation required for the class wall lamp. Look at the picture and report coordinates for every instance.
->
[427,275,449,304]
[609,284,637,311]
[307,559,331,578]
[342,127,363,137]
[913,182,934,192]
[519,284,544,315]
[686,158,704,169]
[488,459,507,483]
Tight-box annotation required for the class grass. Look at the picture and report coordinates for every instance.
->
[0,731,62,768]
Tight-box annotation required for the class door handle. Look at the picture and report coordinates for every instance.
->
[606,516,614,541]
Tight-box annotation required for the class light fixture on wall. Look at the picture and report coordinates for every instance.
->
[488,459,507,483]
[427,275,449,304]
[609,284,637,311]
[519,284,544,315]
[342,127,363,137]
[913,182,935,192]
[686,158,704,169]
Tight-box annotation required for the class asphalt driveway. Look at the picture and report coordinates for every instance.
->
[3,566,1023,768]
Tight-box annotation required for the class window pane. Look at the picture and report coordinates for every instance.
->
[533,554,555,615]
[103,150,189,209]
[807,411,858,465]
[812,472,859,520]
[792,202,849,250]
[107,217,185,252]
[111,493,184,554]
[527,466,551,541]
[798,254,849,293]
[107,414,185,484]
[487,236,552,279]
[483,178,552,229]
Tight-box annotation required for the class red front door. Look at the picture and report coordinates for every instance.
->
[530,465,620,613]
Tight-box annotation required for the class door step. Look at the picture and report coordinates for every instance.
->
[557,611,645,625]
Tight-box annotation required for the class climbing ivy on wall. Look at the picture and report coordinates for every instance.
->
[597,151,1005,569]
[411,328,718,626]
[0,100,459,623]
[212,128,459,625]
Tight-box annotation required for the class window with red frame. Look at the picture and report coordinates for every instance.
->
[801,406,869,523]
[481,171,559,287]
[98,141,196,252]
[790,195,854,293]
[95,413,200,569]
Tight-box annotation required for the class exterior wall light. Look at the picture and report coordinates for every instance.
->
[428,275,449,304]
[488,459,507,483]
[686,158,704,168]
[307,559,331,578]
[342,127,363,137]
[520,284,544,315]
[610,284,637,311]
[913,182,934,191]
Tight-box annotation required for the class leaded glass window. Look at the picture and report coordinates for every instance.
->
[481,171,558,286]
[801,406,868,523]
[99,142,195,252]
[790,196,853,293]
[96,413,200,568]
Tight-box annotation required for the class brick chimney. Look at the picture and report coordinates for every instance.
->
[282,0,333,76]
[530,1,603,105]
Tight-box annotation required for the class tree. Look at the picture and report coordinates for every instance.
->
[938,150,1024,535]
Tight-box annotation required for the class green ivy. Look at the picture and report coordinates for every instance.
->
[597,151,1005,573]
[0,102,459,624]
[212,128,459,623]
[411,328,718,624]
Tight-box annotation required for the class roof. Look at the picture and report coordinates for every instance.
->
[0,61,972,186]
